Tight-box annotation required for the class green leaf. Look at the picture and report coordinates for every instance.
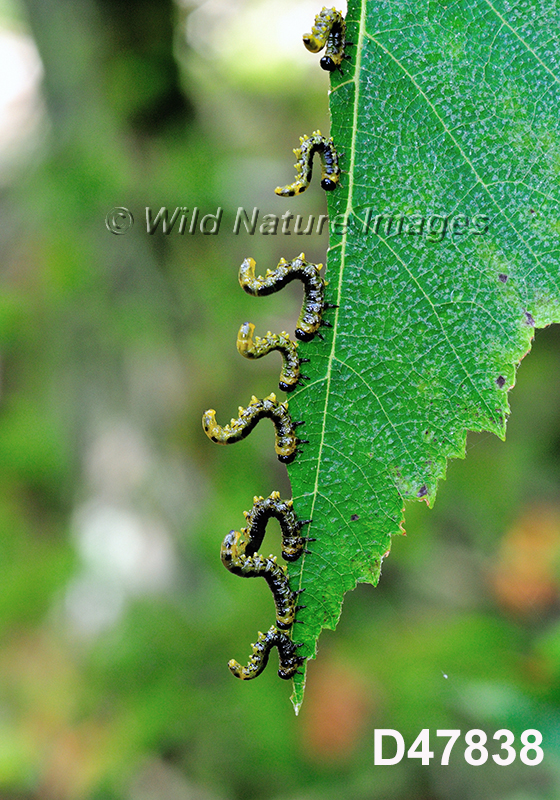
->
[287,0,560,712]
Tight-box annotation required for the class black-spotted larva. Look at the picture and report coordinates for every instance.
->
[239,254,335,342]
[228,625,306,680]
[274,131,340,196]
[237,322,308,392]
[202,393,306,463]
[241,491,313,562]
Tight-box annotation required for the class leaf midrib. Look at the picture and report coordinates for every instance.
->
[294,0,368,599]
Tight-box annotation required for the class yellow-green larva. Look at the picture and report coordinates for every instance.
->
[228,625,306,680]
[303,7,346,72]
[241,491,313,562]
[221,530,298,629]
[202,393,306,463]
[239,254,333,342]
[274,131,340,196]
[237,322,307,392]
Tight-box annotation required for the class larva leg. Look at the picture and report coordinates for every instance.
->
[228,626,306,680]
[274,131,341,196]
[239,254,328,342]
[236,322,307,392]
[221,531,297,629]
[202,393,304,463]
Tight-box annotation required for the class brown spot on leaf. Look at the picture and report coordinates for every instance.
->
[496,376,506,388]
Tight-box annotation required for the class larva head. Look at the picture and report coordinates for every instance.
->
[282,537,305,561]
[277,449,297,464]
[320,176,338,191]
[277,667,291,679]
[295,327,314,342]
[277,653,306,679]
[320,55,337,71]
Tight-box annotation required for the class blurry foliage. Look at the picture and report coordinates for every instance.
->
[0,0,558,798]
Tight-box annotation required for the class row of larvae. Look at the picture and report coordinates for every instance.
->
[202,255,333,679]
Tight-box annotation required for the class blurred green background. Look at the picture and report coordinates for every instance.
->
[0,0,559,797]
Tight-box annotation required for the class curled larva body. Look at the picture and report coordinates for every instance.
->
[242,491,312,562]
[228,625,305,680]
[302,6,340,52]
[202,393,302,463]
[237,322,303,392]
[221,530,297,629]
[239,254,326,342]
[303,7,346,72]
[275,131,340,196]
